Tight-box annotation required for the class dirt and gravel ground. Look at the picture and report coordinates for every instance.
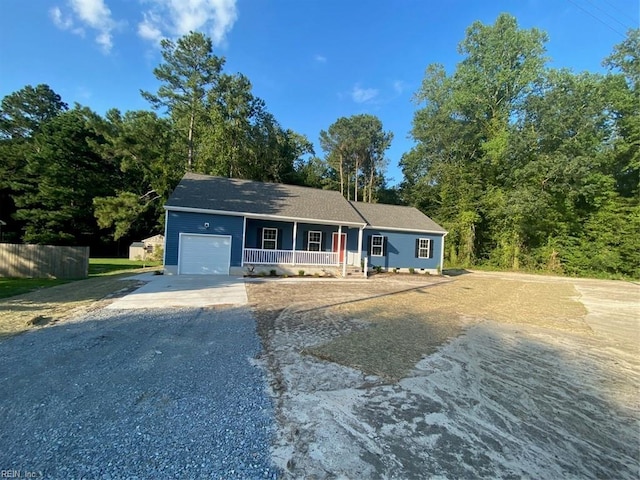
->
[246,272,640,479]
[0,274,144,339]
[1,270,637,478]
[0,306,278,479]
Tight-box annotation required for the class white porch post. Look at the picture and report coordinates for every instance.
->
[292,221,298,265]
[337,225,342,265]
[338,225,347,277]
[241,216,247,267]
[357,226,364,272]
[440,232,447,275]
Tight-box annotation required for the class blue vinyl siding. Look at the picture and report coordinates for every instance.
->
[364,229,444,270]
[295,223,337,251]
[165,211,244,267]
[245,220,293,249]
[344,227,360,253]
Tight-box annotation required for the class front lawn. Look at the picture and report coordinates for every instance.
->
[0,258,161,300]
[88,258,161,276]
[0,278,72,299]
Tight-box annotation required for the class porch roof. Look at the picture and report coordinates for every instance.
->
[165,173,367,226]
[349,201,447,234]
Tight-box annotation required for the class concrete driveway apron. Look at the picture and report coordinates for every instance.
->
[107,274,248,309]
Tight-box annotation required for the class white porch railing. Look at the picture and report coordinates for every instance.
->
[293,250,338,265]
[243,248,293,264]
[243,248,338,266]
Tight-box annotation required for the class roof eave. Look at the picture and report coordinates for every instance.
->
[365,225,448,235]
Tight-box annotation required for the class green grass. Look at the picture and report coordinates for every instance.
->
[88,258,161,276]
[0,278,73,299]
[0,258,161,300]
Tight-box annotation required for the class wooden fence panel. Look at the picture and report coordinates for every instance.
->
[0,244,89,279]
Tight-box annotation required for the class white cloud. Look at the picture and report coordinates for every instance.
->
[314,54,327,63]
[50,6,74,30]
[50,0,117,53]
[138,11,163,44]
[393,80,407,95]
[138,0,238,46]
[351,84,379,103]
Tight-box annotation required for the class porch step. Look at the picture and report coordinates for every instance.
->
[343,265,363,277]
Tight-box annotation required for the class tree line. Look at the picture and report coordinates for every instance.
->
[1,17,637,277]
[401,15,638,278]
[0,32,392,254]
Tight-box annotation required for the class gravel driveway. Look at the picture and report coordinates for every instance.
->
[0,306,278,479]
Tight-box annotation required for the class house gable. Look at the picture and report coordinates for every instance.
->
[164,210,244,273]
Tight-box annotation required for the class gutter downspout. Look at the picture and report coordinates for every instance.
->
[162,209,168,273]
[440,232,448,275]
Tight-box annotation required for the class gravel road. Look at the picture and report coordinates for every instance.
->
[0,307,278,479]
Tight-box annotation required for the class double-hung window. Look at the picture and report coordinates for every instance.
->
[307,231,322,251]
[371,235,384,257]
[417,238,431,258]
[262,228,278,250]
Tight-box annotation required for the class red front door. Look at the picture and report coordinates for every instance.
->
[332,233,347,263]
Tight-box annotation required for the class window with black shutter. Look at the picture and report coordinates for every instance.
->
[371,235,384,257]
[307,231,322,251]
[417,238,431,258]
[262,228,277,250]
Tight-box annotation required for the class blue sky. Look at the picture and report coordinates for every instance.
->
[1,0,637,185]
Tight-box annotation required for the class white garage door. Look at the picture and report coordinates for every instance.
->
[178,234,232,275]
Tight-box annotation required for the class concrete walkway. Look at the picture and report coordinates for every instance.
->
[107,274,248,309]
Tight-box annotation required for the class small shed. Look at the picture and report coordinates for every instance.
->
[129,235,164,261]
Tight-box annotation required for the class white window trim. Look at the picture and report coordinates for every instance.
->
[418,238,431,259]
[371,235,384,257]
[307,230,322,251]
[262,227,278,250]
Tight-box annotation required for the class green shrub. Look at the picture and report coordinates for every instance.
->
[298,270,305,276]
[258,271,266,277]
[269,269,277,277]
[409,267,415,274]
[374,265,382,274]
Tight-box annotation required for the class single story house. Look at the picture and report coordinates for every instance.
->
[128,234,165,261]
[163,173,447,276]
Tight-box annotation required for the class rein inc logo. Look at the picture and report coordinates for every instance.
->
[1,470,42,478]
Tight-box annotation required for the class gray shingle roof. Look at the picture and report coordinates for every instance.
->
[165,173,446,233]
[349,201,446,233]
[165,173,366,225]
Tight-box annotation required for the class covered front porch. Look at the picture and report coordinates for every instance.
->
[241,217,364,273]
